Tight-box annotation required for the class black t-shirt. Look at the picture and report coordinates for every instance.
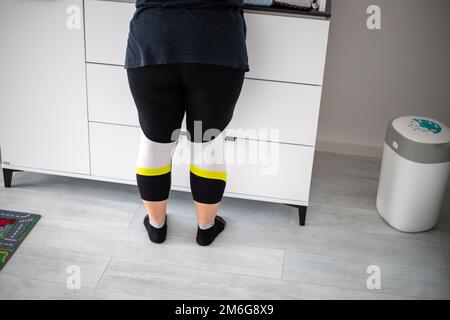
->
[124,0,249,72]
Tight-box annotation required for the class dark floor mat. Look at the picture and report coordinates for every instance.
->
[0,209,41,271]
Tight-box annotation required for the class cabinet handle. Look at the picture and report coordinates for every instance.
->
[225,136,237,142]
[178,132,236,142]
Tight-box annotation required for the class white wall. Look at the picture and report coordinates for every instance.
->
[316,0,450,157]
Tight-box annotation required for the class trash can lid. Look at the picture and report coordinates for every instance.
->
[386,116,450,164]
[392,116,450,144]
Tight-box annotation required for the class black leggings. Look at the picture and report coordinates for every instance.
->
[127,63,245,204]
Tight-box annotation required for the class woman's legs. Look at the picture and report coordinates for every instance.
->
[143,199,167,225]
[194,202,220,225]
[181,63,245,243]
[135,131,178,225]
[127,62,245,245]
[127,64,185,238]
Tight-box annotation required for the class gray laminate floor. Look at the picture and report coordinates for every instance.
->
[0,151,449,300]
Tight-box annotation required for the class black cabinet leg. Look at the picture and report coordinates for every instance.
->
[2,168,21,188]
[297,206,307,226]
[284,204,308,226]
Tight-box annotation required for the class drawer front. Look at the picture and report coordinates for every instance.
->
[89,122,138,180]
[225,139,314,202]
[86,65,321,145]
[229,79,322,146]
[245,12,330,85]
[89,122,313,203]
[85,0,134,65]
[84,1,329,85]
[89,122,189,187]
[87,63,138,125]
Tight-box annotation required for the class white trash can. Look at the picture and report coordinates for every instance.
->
[376,116,450,232]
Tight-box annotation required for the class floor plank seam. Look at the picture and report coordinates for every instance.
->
[280,250,287,280]
[439,240,449,270]
[279,276,438,300]
[127,204,143,230]
[105,254,288,283]
[95,256,113,290]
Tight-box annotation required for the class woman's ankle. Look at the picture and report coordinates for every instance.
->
[148,213,166,229]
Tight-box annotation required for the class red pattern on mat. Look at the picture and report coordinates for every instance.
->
[0,219,16,227]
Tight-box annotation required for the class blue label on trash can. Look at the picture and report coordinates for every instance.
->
[410,118,442,134]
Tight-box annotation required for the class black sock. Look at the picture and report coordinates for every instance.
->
[143,215,167,244]
[196,215,226,246]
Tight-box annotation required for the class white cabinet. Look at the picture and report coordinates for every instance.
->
[0,0,90,174]
[1,0,331,225]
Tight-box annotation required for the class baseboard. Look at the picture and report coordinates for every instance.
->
[315,139,383,158]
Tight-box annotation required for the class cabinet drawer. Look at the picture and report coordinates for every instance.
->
[89,122,189,188]
[245,12,329,85]
[87,63,138,125]
[225,139,314,202]
[89,122,138,180]
[89,122,313,203]
[86,64,321,145]
[84,1,330,85]
[85,0,134,65]
[229,79,322,146]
